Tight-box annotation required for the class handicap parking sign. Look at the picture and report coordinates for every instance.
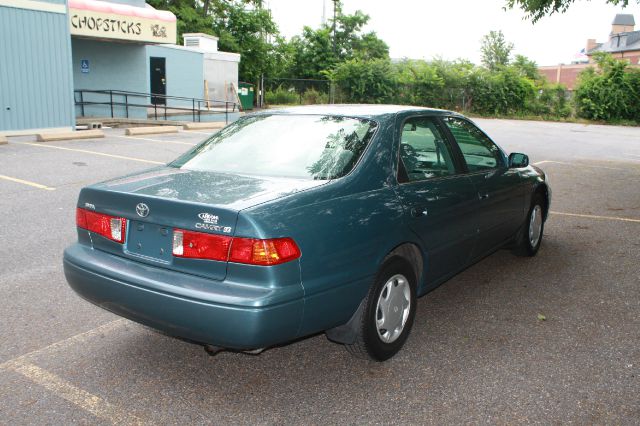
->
[81,59,89,74]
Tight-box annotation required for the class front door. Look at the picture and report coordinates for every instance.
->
[394,116,479,285]
[441,116,526,259]
[150,57,166,105]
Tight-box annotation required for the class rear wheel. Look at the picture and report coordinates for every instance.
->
[346,257,417,361]
[513,193,545,257]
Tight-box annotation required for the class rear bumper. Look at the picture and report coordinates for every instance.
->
[63,244,304,350]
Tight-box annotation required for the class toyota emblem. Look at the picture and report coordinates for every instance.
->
[136,203,150,218]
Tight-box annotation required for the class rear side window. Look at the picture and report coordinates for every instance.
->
[398,117,457,182]
[171,115,377,180]
[443,117,504,172]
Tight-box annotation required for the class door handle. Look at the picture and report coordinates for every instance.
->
[478,192,490,200]
[410,206,428,217]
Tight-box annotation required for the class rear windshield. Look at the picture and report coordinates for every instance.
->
[170,114,378,180]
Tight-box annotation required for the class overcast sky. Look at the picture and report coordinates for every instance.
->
[267,0,640,66]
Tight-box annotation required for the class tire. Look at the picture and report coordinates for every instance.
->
[512,193,545,257]
[345,257,417,361]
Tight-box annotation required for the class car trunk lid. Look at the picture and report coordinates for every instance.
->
[78,167,325,281]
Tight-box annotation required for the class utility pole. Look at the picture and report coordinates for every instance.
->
[332,0,337,57]
[330,0,338,104]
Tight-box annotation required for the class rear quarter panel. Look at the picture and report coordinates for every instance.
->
[235,116,425,336]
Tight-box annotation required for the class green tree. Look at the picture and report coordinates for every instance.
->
[506,0,639,22]
[283,4,389,79]
[512,54,540,80]
[211,2,281,83]
[146,0,280,83]
[480,30,514,71]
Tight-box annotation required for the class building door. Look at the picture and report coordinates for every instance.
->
[150,57,166,105]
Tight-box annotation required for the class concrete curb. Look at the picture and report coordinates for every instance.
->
[37,130,105,142]
[125,126,180,136]
[182,122,226,130]
[0,136,7,145]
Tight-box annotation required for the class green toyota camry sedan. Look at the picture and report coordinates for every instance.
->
[63,105,550,361]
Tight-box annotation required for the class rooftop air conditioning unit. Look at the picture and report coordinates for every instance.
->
[182,33,219,53]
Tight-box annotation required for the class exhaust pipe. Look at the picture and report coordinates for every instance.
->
[204,345,265,357]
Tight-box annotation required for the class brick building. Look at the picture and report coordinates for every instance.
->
[539,14,640,90]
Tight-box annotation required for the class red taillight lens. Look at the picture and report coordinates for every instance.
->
[172,229,301,266]
[76,208,127,244]
[172,229,232,261]
[229,237,301,266]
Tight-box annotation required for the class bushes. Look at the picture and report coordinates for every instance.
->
[265,86,299,105]
[264,86,330,106]
[329,58,396,104]
[574,53,640,122]
[273,52,638,124]
[468,67,536,115]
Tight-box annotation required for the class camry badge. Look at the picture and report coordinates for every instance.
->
[136,203,150,218]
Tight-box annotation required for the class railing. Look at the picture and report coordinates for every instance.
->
[74,89,240,124]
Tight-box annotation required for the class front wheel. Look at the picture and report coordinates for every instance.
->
[513,194,545,257]
[346,257,417,361]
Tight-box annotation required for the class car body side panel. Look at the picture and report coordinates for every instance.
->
[233,119,426,336]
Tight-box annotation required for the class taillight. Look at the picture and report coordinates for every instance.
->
[172,229,232,261]
[229,237,301,266]
[76,208,127,244]
[172,229,301,266]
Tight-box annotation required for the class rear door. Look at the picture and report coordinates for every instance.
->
[393,116,478,284]
[441,116,526,259]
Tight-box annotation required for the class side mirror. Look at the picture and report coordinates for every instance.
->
[509,152,529,168]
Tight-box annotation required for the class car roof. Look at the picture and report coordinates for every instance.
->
[252,104,455,119]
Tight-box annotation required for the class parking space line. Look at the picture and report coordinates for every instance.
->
[551,211,640,224]
[532,160,563,166]
[0,174,55,191]
[20,143,164,165]
[113,135,196,146]
[0,320,127,370]
[2,359,147,425]
[532,160,624,170]
[183,130,216,136]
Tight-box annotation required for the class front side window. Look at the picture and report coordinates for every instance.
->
[171,114,378,180]
[443,117,504,172]
[398,117,457,182]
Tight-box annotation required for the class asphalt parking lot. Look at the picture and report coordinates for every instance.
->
[0,118,639,424]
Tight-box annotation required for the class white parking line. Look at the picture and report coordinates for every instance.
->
[113,135,196,146]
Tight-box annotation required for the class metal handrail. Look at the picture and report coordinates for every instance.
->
[74,89,239,124]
